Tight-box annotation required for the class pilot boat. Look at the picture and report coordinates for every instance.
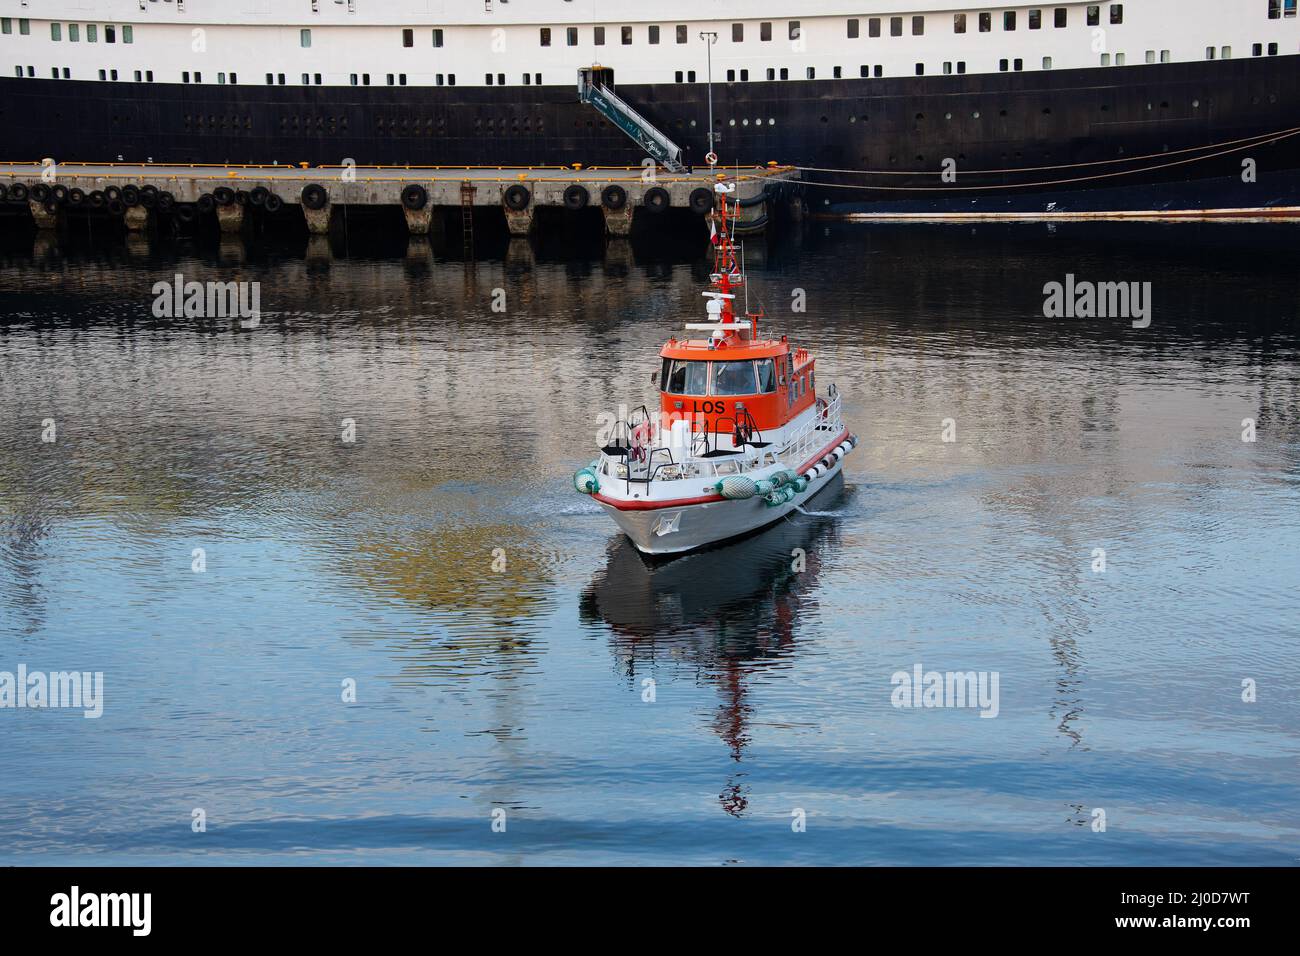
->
[573,179,857,555]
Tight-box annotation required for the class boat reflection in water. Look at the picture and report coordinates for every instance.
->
[580,473,847,816]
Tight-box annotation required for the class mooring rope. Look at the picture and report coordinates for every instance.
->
[794,127,1300,191]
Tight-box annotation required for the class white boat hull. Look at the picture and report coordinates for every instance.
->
[598,454,846,556]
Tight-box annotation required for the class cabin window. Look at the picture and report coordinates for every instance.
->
[954,14,966,33]
[649,25,659,44]
[622,26,632,44]
[678,25,688,43]
[912,16,924,35]
[87,24,98,42]
[979,13,991,32]
[732,23,743,42]
[664,360,709,396]
[594,26,605,45]
[402,28,413,47]
[1110,4,1124,24]
[789,21,801,41]
[567,27,578,46]
[1029,10,1042,29]
[714,361,758,396]
[756,359,777,393]
[0,19,10,34]
[1004,11,1016,30]
[123,25,133,43]
[1055,8,1068,27]
[301,29,312,47]
[848,19,859,38]
[761,22,772,41]
[432,28,443,47]
[106,25,116,42]
[51,23,62,41]
[1269,0,1281,16]
[890,17,903,36]
[1087,6,1100,25]
[69,24,80,42]
[868,18,880,37]
[539,28,551,46]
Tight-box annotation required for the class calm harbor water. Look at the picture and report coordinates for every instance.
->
[0,220,1297,865]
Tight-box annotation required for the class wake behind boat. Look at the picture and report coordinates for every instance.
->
[573,179,857,555]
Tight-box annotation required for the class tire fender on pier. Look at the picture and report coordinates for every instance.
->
[643,186,670,213]
[689,187,714,214]
[301,184,329,211]
[600,184,627,210]
[213,186,236,206]
[400,183,428,211]
[121,185,140,206]
[264,193,284,213]
[563,184,589,210]
[503,184,531,211]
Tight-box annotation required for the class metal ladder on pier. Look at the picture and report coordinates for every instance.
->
[578,67,685,173]
[459,180,476,256]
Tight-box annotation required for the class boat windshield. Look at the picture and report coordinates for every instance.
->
[663,359,708,395]
[756,358,777,393]
[713,361,757,396]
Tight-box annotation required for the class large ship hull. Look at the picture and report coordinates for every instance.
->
[3,54,1296,215]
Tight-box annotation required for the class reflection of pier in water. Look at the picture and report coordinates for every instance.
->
[581,477,845,816]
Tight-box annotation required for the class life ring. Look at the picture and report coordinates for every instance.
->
[503,184,531,211]
[629,419,653,462]
[600,184,627,210]
[643,186,670,212]
[263,192,284,213]
[563,184,589,210]
[400,183,428,210]
[300,183,328,210]
[213,186,236,206]
[689,187,714,214]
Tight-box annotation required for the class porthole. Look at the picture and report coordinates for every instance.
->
[972,110,980,118]
[1192,98,1200,108]
[944,112,952,120]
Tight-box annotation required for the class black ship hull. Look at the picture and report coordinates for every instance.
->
[3,54,1297,215]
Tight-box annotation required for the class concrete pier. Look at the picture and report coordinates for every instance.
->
[0,163,797,239]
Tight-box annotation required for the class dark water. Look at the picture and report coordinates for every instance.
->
[1,220,1297,865]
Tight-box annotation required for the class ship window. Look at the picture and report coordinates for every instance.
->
[958,61,966,73]
[1014,58,1023,70]
[649,25,659,44]
[875,65,883,76]
[757,359,777,393]
[594,27,605,45]
[540,28,551,46]
[1110,4,1123,24]
[87,24,97,42]
[978,13,991,32]
[622,26,632,44]
[106,25,116,43]
[314,73,321,84]
[943,61,952,75]
[1205,46,1216,59]
[675,71,683,83]
[848,18,859,38]
[806,67,815,79]
[123,25,133,43]
[146,69,153,81]
[1029,9,1041,29]
[833,66,841,78]
[868,18,880,37]
[714,361,757,396]
[1161,49,1171,62]
[1268,42,1278,54]
[1087,6,1100,26]
[20,19,30,36]
[402,29,413,47]
[1252,43,1263,56]
[432,28,443,47]
[183,71,191,83]
[954,14,966,33]
[740,69,748,81]
[999,59,1009,71]
[789,21,801,41]
[111,69,119,81]
[890,17,903,36]
[678,24,688,43]
[1115,53,1124,65]
[780,68,788,79]
[100,69,107,81]
[0,19,9,34]
[913,16,924,35]
[134,69,142,81]
[1287,0,1298,18]
[1004,11,1016,30]
[1055,8,1067,27]
[350,73,358,86]
[51,23,62,41]
[1269,0,1281,15]
[567,27,578,46]
[915,63,924,75]
[665,360,708,396]
[859,65,868,77]
[688,70,696,81]
[1145,49,1155,63]
[732,23,743,42]
[727,69,735,82]
[1100,53,1110,65]
[301,28,312,47]
[1042,56,1052,69]
[69,24,80,42]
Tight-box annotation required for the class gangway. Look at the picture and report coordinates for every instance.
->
[578,67,686,173]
